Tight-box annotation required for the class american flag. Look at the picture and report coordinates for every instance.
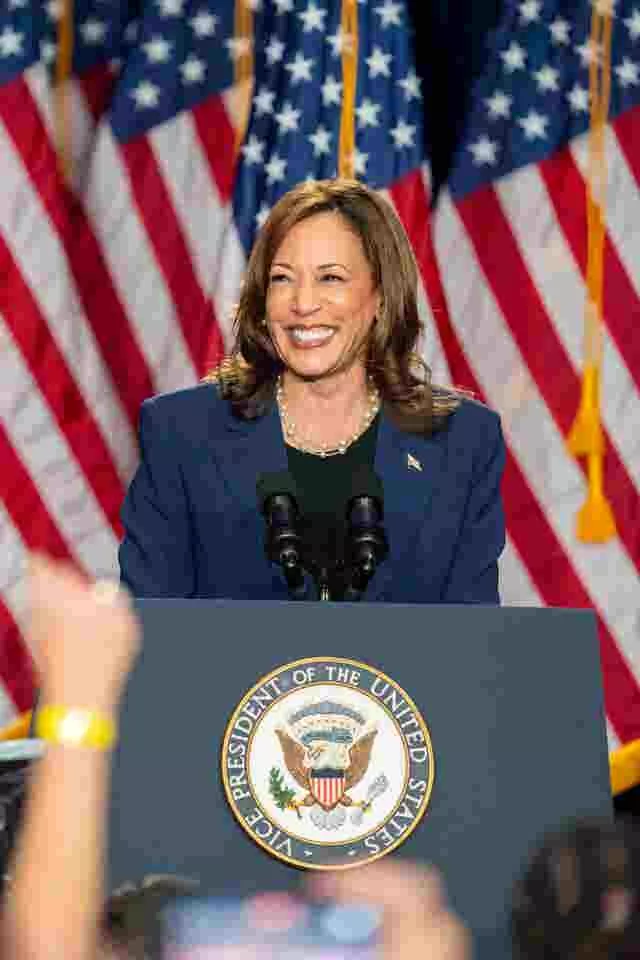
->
[0,0,637,748]
[432,0,640,748]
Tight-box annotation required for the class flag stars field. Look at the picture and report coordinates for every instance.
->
[131,80,161,109]
[567,83,590,112]
[157,0,185,17]
[80,18,107,45]
[486,90,513,119]
[534,65,560,93]
[366,46,393,78]
[142,35,172,64]
[518,109,549,139]
[625,8,640,39]
[190,10,218,38]
[299,2,327,33]
[356,98,382,128]
[549,16,571,44]
[180,56,206,85]
[398,69,422,101]
[321,74,342,106]
[285,52,314,84]
[519,0,542,23]
[375,1,403,28]
[501,41,527,72]
[0,26,23,58]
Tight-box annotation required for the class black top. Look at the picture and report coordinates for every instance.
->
[285,414,380,600]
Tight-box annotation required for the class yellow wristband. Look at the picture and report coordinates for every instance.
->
[35,705,117,750]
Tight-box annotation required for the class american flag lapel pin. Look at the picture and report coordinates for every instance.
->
[407,453,422,472]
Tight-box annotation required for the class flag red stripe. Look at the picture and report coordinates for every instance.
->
[0,601,36,714]
[540,146,640,395]
[78,63,118,123]
[0,426,75,559]
[121,137,213,377]
[390,175,474,393]
[389,169,452,327]
[0,236,124,535]
[192,95,237,204]
[0,425,75,710]
[456,185,640,575]
[613,104,640,193]
[396,177,640,743]
[0,76,155,427]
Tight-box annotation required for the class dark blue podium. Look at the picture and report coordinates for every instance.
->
[107,601,611,960]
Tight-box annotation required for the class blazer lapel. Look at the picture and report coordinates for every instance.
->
[219,400,289,512]
[368,410,442,600]
[216,400,314,597]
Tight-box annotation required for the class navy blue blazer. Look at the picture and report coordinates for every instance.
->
[118,383,506,603]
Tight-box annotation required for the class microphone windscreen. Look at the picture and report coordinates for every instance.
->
[256,471,299,512]
[346,465,384,505]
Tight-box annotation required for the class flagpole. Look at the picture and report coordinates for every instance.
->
[338,0,359,179]
[55,0,74,182]
[566,0,616,543]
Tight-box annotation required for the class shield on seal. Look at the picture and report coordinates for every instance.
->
[310,770,346,809]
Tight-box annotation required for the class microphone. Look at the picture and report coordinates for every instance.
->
[256,472,307,599]
[343,466,388,601]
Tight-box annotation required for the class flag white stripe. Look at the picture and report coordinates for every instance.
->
[24,65,54,142]
[83,127,198,393]
[378,186,452,386]
[434,193,640,681]
[68,76,106,196]
[150,111,230,304]
[416,275,453,386]
[0,503,32,660]
[0,115,137,485]
[0,683,17,729]
[608,722,620,752]
[496,165,640,491]
[572,127,640,302]
[209,206,246,349]
[0,320,119,578]
[499,534,543,607]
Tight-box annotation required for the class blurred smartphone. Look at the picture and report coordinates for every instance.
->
[161,892,383,960]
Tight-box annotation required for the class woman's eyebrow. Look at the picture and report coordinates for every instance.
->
[269,261,351,271]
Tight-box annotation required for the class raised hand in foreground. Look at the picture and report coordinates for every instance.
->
[310,858,471,960]
[3,554,140,960]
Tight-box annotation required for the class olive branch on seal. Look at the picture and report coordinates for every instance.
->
[269,767,301,818]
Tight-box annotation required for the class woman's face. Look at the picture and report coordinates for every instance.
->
[265,212,380,382]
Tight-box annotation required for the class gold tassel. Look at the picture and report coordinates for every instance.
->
[576,452,617,543]
[338,0,358,179]
[567,0,616,542]
[0,711,32,742]
[232,0,254,157]
[55,0,74,181]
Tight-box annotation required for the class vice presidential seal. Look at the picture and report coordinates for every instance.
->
[221,657,434,870]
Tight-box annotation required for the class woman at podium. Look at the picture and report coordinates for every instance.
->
[119,179,505,603]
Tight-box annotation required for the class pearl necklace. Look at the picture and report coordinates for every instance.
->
[276,376,381,458]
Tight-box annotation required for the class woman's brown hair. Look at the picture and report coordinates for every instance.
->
[205,178,462,434]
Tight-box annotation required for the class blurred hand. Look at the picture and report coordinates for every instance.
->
[28,552,141,715]
[309,859,470,960]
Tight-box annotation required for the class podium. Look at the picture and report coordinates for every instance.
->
[108,601,611,960]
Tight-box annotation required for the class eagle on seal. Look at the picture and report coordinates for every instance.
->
[275,726,377,814]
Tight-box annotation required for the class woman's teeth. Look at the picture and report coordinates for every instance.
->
[289,326,334,345]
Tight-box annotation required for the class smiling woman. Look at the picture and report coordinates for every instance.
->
[118,178,506,604]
